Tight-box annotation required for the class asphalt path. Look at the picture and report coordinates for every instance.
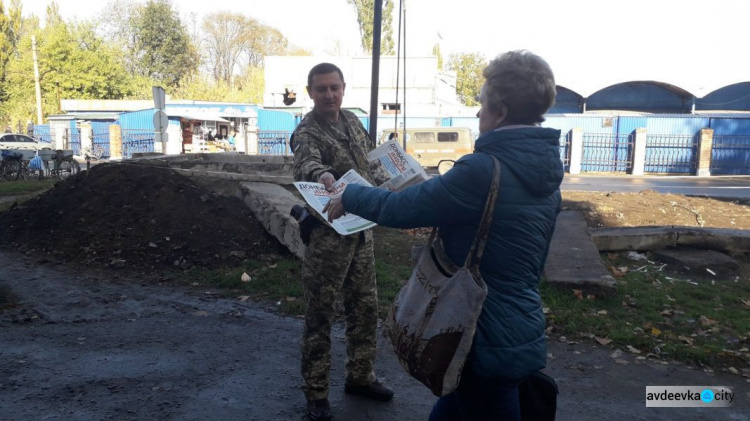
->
[562,175,750,198]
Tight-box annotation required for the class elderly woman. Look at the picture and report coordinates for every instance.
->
[325,50,563,420]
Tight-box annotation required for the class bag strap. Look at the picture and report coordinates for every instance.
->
[464,154,502,269]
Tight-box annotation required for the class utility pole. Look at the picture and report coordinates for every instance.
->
[368,0,383,147]
[32,36,44,124]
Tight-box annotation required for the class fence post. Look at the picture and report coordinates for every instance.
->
[248,126,258,155]
[569,128,583,174]
[55,126,65,150]
[109,125,122,159]
[79,122,92,154]
[62,127,69,150]
[631,128,647,175]
[696,128,713,177]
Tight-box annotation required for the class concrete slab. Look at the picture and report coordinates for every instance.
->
[237,182,305,260]
[650,248,739,280]
[590,226,750,253]
[544,211,617,295]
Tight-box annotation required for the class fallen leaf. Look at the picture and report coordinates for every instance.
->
[661,309,674,317]
[699,315,717,326]
[542,307,550,314]
[597,310,608,315]
[241,272,251,282]
[285,296,297,302]
[617,266,629,273]
[573,289,583,300]
[643,322,653,329]
[678,335,695,346]
[610,349,623,359]
[741,299,750,308]
[728,367,740,374]
[626,345,642,354]
[614,359,630,365]
[267,263,278,269]
[651,327,662,336]
[586,294,596,300]
[596,337,612,346]
[237,295,250,302]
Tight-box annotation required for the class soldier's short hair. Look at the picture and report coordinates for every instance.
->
[307,63,345,88]
[480,50,556,125]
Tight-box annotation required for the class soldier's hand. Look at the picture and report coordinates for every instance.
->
[318,172,336,192]
[323,194,346,222]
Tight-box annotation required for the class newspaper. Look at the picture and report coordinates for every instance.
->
[367,139,429,191]
[293,169,377,236]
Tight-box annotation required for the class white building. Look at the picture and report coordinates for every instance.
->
[263,56,469,117]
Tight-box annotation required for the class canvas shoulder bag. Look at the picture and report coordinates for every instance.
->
[382,155,502,397]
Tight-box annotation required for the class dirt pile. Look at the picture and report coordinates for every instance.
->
[562,190,750,229]
[0,163,288,275]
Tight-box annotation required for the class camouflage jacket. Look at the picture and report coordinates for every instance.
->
[292,109,388,233]
[292,109,387,186]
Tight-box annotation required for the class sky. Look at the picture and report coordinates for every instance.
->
[22,0,750,96]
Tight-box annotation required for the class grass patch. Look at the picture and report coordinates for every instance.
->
[184,257,306,314]
[0,179,57,196]
[0,179,57,212]
[181,226,421,318]
[542,253,750,369]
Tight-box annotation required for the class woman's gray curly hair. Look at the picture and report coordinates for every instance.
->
[480,50,556,125]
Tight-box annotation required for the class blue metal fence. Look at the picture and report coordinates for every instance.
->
[581,133,633,172]
[122,129,155,158]
[710,135,750,175]
[258,131,292,155]
[32,124,53,144]
[66,123,81,155]
[92,122,111,158]
[644,134,697,173]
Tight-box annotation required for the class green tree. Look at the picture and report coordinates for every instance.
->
[130,0,198,86]
[1,18,140,124]
[347,0,394,54]
[446,52,487,106]
[432,43,443,70]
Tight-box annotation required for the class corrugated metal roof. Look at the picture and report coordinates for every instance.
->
[166,109,230,122]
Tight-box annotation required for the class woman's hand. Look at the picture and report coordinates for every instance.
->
[322,194,346,222]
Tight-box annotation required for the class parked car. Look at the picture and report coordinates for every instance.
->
[0,133,48,151]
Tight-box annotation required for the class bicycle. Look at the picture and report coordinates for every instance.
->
[80,145,104,161]
[43,149,80,180]
[0,149,34,181]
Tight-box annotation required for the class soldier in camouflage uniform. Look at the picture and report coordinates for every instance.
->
[292,63,394,421]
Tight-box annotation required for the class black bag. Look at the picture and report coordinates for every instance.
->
[519,371,558,421]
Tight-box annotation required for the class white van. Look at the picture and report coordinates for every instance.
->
[379,127,474,174]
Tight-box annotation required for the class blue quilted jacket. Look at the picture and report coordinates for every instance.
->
[342,126,563,379]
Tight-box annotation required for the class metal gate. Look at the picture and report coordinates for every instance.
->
[644,134,698,173]
[710,135,750,175]
[258,131,292,155]
[122,129,155,159]
[581,133,633,172]
[32,125,54,145]
[92,122,111,158]
[65,123,81,155]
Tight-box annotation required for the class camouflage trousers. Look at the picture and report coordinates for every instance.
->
[300,224,378,401]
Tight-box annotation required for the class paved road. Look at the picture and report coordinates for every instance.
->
[2,252,748,421]
[562,175,750,198]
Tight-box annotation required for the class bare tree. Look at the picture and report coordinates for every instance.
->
[202,11,248,85]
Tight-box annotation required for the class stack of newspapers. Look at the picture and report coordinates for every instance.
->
[293,139,429,235]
